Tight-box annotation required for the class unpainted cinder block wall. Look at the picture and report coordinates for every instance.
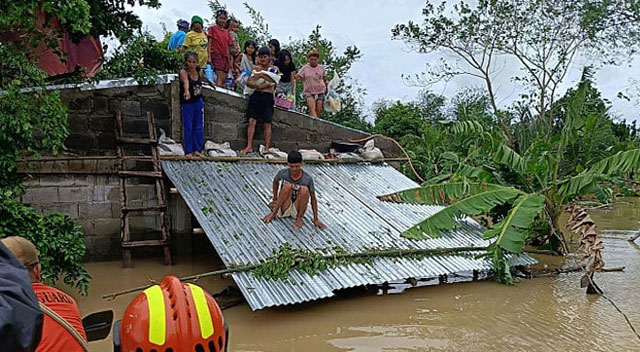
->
[20,79,399,261]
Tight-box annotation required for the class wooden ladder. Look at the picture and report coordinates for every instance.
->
[115,109,172,268]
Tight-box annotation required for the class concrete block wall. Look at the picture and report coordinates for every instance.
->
[59,85,173,156]
[19,80,400,261]
[22,175,161,260]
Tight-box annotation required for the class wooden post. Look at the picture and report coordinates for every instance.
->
[170,78,181,141]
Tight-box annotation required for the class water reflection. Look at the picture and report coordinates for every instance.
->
[68,198,640,351]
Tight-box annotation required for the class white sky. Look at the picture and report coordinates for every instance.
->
[133,0,640,123]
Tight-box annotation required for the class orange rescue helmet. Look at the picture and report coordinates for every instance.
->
[120,275,227,352]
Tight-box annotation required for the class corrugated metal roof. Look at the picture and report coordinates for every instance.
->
[162,161,536,310]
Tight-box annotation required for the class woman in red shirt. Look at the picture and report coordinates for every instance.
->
[207,9,232,88]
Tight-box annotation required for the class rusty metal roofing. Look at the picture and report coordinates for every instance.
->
[162,161,536,310]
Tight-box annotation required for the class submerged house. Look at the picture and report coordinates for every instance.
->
[18,76,535,310]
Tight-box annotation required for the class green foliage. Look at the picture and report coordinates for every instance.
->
[95,31,183,84]
[402,185,522,240]
[82,0,160,42]
[0,190,91,295]
[0,1,91,38]
[1,0,95,293]
[392,1,640,146]
[252,243,342,280]
[483,194,546,253]
[378,67,640,283]
[588,149,640,176]
[0,50,69,191]
[373,99,441,139]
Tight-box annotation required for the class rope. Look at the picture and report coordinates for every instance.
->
[579,264,640,341]
[348,134,425,183]
[39,302,90,351]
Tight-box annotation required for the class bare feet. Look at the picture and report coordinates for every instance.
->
[313,219,327,229]
[294,217,303,229]
[263,212,276,224]
[194,151,205,158]
[185,153,194,159]
[240,147,252,155]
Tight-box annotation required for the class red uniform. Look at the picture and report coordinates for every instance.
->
[32,283,87,352]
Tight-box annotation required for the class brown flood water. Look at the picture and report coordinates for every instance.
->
[66,199,640,351]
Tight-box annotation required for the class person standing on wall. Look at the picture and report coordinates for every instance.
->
[294,49,328,117]
[1,236,86,352]
[183,16,208,70]
[207,9,232,88]
[167,19,190,51]
[276,49,296,95]
[240,47,279,155]
[268,39,281,66]
[179,52,214,158]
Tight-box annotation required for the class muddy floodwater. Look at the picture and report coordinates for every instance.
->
[68,199,640,351]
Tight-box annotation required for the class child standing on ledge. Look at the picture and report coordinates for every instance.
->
[179,52,213,158]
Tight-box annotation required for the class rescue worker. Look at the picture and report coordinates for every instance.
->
[1,236,88,352]
[0,240,43,352]
[116,275,228,352]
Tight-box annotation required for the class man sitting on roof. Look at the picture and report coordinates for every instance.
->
[263,151,326,229]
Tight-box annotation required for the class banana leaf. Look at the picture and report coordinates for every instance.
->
[483,194,546,253]
[378,182,507,205]
[399,185,523,239]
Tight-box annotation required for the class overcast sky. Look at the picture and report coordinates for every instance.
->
[133,0,640,123]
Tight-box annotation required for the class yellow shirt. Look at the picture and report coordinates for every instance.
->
[184,30,208,68]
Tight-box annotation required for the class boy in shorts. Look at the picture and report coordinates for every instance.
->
[240,46,278,154]
[263,151,327,229]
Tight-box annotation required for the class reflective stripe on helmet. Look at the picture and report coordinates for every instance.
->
[143,285,166,345]
[188,284,214,339]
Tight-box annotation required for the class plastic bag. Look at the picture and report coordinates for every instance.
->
[299,149,325,161]
[259,145,287,159]
[236,69,250,91]
[204,141,237,157]
[359,139,384,160]
[323,74,341,113]
[157,128,184,156]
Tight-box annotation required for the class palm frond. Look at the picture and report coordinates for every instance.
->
[454,164,498,183]
[401,186,522,239]
[483,194,546,253]
[447,120,485,135]
[495,143,525,174]
[560,68,591,147]
[586,149,640,176]
[378,182,507,205]
[557,173,604,200]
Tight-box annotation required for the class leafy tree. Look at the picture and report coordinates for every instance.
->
[392,0,640,147]
[0,0,158,294]
[379,69,640,284]
[95,31,183,84]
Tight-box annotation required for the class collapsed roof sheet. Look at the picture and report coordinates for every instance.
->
[162,161,536,310]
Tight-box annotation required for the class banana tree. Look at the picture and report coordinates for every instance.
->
[379,69,637,284]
